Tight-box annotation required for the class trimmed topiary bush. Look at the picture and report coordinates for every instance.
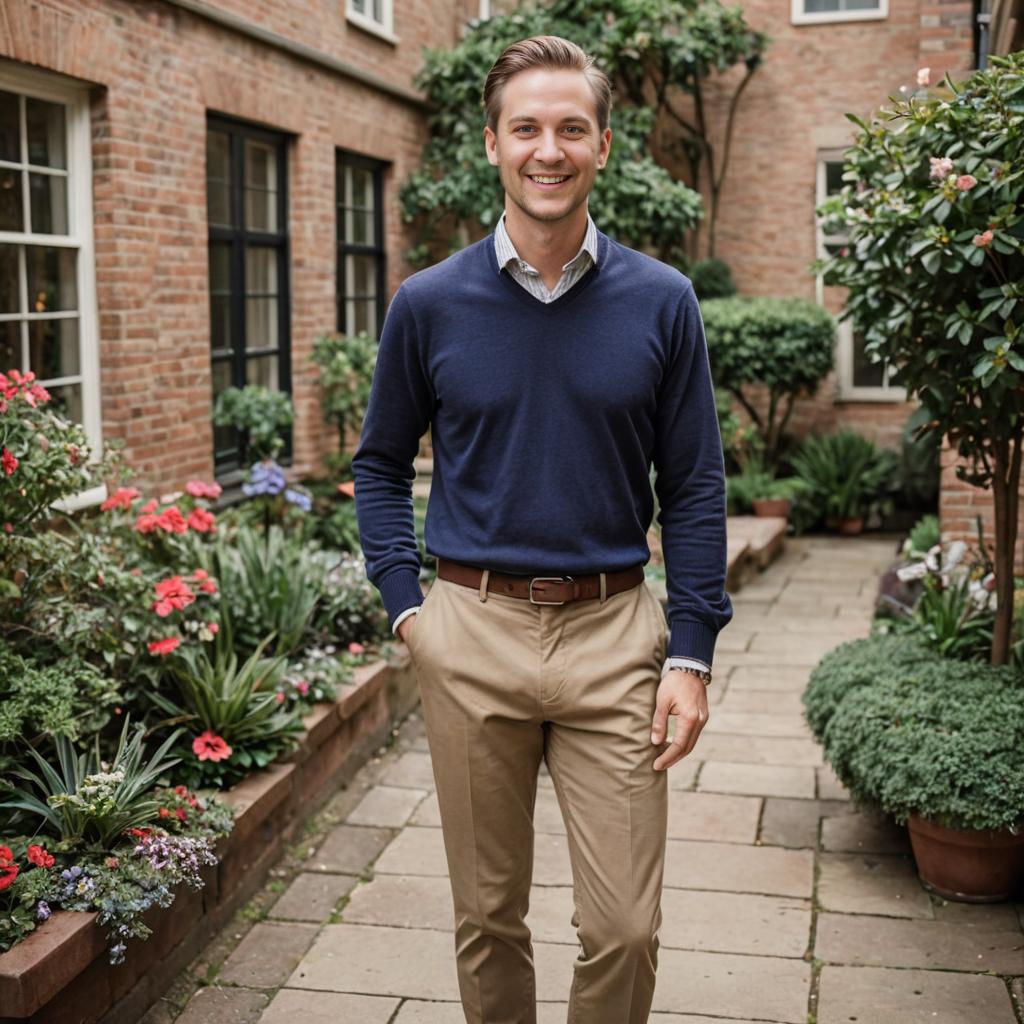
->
[702,296,835,468]
[803,636,1024,831]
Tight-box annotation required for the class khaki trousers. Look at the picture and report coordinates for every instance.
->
[407,571,670,1024]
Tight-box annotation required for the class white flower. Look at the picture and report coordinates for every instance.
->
[916,67,930,86]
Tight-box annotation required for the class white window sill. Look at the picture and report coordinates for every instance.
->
[792,8,888,24]
[54,481,108,513]
[836,387,909,403]
[346,11,399,45]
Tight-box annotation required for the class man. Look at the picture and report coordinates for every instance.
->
[352,34,732,1024]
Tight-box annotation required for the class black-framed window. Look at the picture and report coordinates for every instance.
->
[336,152,386,338]
[206,115,291,474]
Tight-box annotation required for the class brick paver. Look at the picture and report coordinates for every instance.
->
[169,537,1022,1024]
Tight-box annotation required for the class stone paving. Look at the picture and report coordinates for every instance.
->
[163,536,1024,1024]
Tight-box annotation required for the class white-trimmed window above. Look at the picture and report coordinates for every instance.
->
[815,154,905,401]
[0,63,102,455]
[346,0,398,43]
[792,0,888,25]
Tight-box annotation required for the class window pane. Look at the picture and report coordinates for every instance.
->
[0,244,20,313]
[825,162,845,196]
[347,297,376,337]
[45,382,82,423]
[351,0,367,14]
[806,0,878,9]
[852,332,885,387]
[245,246,278,295]
[28,316,79,379]
[26,246,77,313]
[0,90,19,163]
[0,321,20,369]
[245,297,278,350]
[0,168,23,231]
[206,130,234,228]
[25,98,66,169]
[210,242,231,293]
[29,172,68,234]
[246,354,279,390]
[347,253,377,297]
[244,140,277,232]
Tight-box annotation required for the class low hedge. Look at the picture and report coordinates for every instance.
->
[803,636,1024,832]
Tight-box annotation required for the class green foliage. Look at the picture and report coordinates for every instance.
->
[790,429,899,524]
[0,718,181,852]
[0,371,119,534]
[212,386,294,461]
[803,636,1024,831]
[689,258,736,300]
[401,0,766,264]
[906,514,941,557]
[701,297,835,467]
[311,332,379,461]
[893,406,941,510]
[886,575,994,662]
[726,463,806,513]
[312,549,392,646]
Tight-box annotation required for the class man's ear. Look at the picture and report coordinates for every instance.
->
[483,125,499,168]
[597,127,613,170]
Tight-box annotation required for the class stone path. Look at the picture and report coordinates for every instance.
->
[163,536,1024,1024]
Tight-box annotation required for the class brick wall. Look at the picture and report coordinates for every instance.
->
[0,0,465,493]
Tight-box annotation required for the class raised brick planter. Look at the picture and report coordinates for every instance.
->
[0,653,419,1024]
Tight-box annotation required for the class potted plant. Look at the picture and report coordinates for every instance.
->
[726,461,805,520]
[803,635,1024,901]
[790,430,898,534]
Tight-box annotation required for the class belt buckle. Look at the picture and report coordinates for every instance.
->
[528,575,573,605]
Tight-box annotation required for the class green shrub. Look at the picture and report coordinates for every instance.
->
[905,514,941,557]
[702,297,835,467]
[790,429,899,524]
[893,406,941,511]
[804,637,1024,831]
[212,385,293,462]
[689,259,736,300]
[311,332,378,474]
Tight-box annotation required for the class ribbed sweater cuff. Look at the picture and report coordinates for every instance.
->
[668,620,718,667]
[378,569,427,631]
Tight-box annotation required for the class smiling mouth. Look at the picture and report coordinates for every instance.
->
[527,174,570,186]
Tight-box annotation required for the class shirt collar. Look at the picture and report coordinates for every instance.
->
[494,211,599,275]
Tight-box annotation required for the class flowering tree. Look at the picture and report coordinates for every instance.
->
[818,54,1024,664]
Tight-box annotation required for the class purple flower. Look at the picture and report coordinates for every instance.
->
[242,460,286,497]
[36,900,51,922]
[284,488,312,512]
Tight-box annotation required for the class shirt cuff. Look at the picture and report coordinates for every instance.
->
[392,605,421,636]
[664,656,712,677]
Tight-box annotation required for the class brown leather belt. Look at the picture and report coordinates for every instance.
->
[436,557,645,605]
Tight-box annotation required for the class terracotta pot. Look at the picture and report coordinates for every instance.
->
[906,812,1024,903]
[751,498,790,519]
[837,515,865,535]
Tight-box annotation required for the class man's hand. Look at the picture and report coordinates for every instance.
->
[651,669,710,771]
[397,612,418,646]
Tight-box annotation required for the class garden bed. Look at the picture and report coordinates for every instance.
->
[0,653,418,1024]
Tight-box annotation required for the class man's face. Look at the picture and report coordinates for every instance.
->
[484,67,612,227]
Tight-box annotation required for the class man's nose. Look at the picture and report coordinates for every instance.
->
[533,130,564,163]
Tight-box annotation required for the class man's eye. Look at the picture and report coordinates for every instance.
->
[564,126,583,135]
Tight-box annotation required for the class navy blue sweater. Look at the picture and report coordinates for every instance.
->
[351,230,733,664]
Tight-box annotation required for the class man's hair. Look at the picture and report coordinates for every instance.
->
[483,35,612,133]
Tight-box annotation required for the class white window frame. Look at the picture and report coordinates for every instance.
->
[792,0,888,25]
[815,152,905,403]
[0,60,105,508]
[346,0,399,44]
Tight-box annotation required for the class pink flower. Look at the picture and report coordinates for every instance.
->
[187,507,216,533]
[101,487,141,512]
[27,844,54,868]
[929,156,954,181]
[185,480,222,499]
[956,174,977,191]
[973,230,994,248]
[348,642,365,655]
[157,506,189,534]
[192,730,232,762]
[275,691,286,703]
[916,67,930,87]
[1,448,17,476]
[192,568,209,581]
[140,499,158,514]
[147,636,181,656]
[294,680,310,696]
[207,622,219,634]
[152,576,195,617]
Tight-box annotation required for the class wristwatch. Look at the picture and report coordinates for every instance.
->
[669,665,713,687]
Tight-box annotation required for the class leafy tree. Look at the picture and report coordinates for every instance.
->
[701,296,835,468]
[817,53,1024,665]
[401,0,767,266]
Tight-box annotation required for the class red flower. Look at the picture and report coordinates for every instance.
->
[207,622,219,634]
[148,636,181,656]
[200,580,217,594]
[185,480,222,499]
[187,507,216,533]
[192,569,209,581]
[0,846,12,863]
[152,576,195,617]
[139,499,158,515]
[175,807,187,823]
[101,487,141,512]
[192,730,232,762]
[348,642,365,655]
[1,447,18,476]
[159,807,170,819]
[135,512,161,533]
[0,862,17,891]
[174,785,189,797]
[27,844,54,868]
[157,505,189,534]
[128,827,153,838]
